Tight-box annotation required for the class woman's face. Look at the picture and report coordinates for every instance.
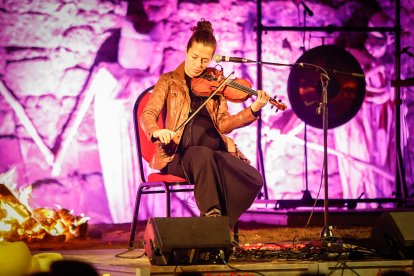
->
[184,41,215,78]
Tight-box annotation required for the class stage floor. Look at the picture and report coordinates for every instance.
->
[50,248,413,276]
[28,208,414,275]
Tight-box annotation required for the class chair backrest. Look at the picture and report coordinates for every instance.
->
[133,86,162,182]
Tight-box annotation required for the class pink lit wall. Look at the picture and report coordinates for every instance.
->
[0,0,413,224]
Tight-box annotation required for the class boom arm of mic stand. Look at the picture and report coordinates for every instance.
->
[246,59,359,80]
[258,60,331,77]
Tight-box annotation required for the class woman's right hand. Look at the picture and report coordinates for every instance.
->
[152,129,176,144]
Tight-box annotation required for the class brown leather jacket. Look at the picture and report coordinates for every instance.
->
[140,62,259,170]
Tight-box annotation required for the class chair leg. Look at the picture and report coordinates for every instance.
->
[233,221,239,244]
[162,183,171,217]
[166,189,171,217]
[128,186,144,249]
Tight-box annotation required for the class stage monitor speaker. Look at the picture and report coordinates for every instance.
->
[370,212,414,259]
[144,216,232,266]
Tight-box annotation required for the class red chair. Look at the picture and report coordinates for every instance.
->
[128,86,194,249]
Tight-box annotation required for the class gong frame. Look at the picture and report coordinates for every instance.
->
[254,0,407,218]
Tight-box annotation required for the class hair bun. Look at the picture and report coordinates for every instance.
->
[191,18,214,34]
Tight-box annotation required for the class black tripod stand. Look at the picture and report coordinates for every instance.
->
[301,123,315,205]
[297,2,318,209]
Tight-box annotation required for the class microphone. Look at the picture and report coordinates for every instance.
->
[297,62,365,78]
[300,1,314,16]
[213,54,254,63]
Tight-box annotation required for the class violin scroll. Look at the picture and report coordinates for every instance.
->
[269,96,287,111]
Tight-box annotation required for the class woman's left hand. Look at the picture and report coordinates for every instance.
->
[250,90,270,112]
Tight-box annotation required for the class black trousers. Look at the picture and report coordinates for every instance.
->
[164,146,263,227]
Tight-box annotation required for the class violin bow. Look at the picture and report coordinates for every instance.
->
[174,71,235,133]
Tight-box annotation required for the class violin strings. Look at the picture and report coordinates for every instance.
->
[229,80,285,110]
[229,81,257,95]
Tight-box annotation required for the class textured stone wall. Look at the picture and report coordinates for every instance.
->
[0,0,413,223]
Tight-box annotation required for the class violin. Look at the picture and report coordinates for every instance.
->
[191,67,287,111]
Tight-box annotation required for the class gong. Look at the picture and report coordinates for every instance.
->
[287,45,366,129]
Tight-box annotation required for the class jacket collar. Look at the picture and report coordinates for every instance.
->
[172,62,186,81]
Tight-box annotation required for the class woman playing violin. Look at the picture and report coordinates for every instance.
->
[140,18,271,228]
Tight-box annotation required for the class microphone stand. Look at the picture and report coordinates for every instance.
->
[270,61,334,237]
[238,59,335,238]
[318,72,334,238]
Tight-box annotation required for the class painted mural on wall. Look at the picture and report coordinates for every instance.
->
[0,0,413,224]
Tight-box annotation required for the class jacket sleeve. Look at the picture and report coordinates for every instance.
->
[215,95,258,134]
[140,75,169,140]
